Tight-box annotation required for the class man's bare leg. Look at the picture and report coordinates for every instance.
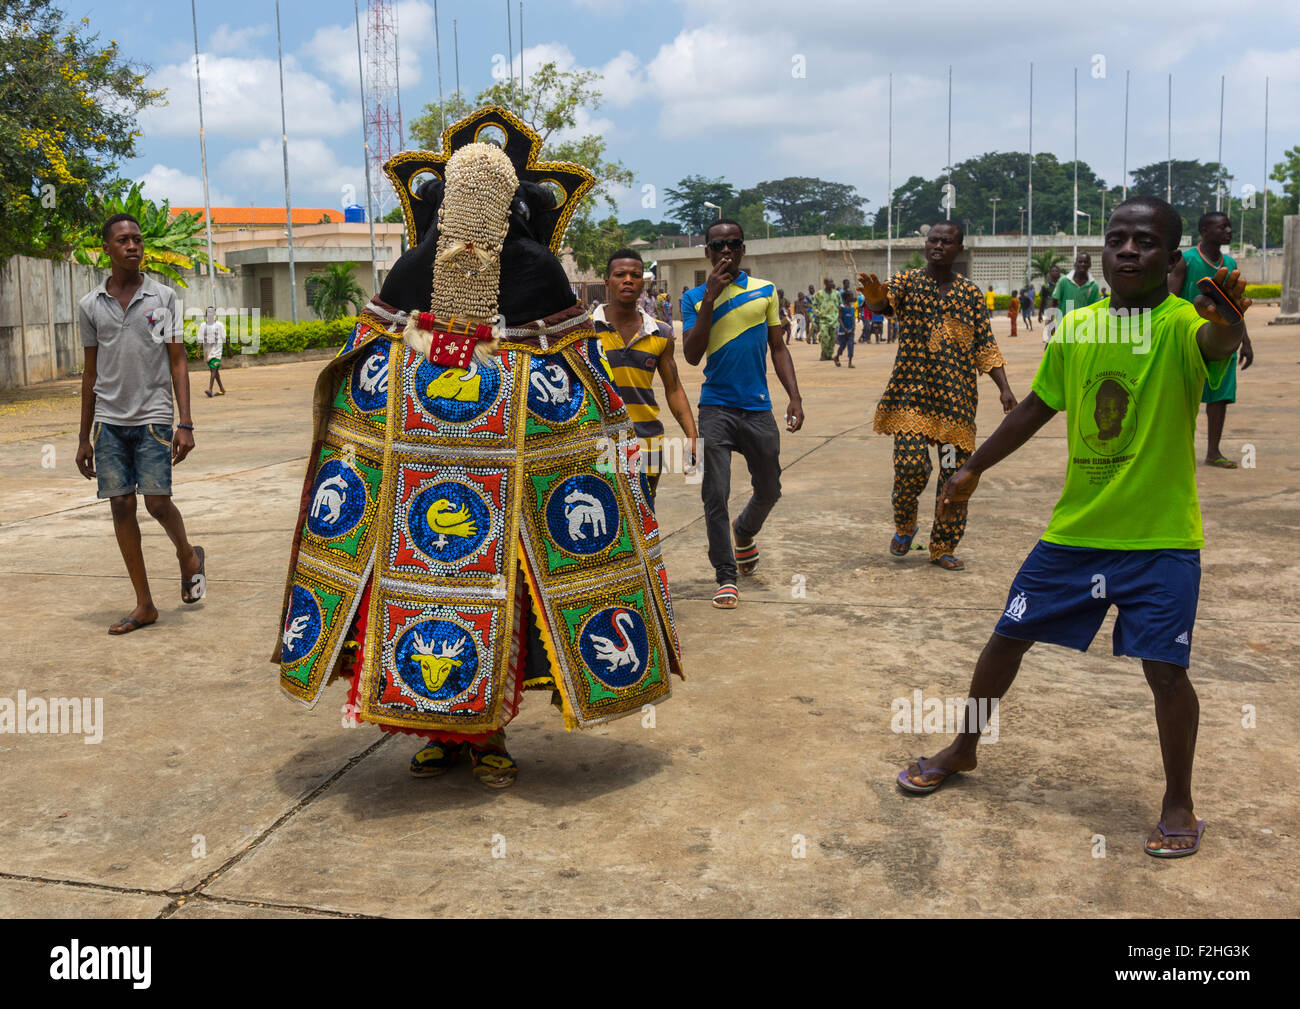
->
[903,632,1033,786]
[143,495,200,596]
[1142,659,1200,852]
[109,494,157,630]
[1204,401,1233,464]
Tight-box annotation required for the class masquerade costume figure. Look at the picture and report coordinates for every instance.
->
[273,108,682,788]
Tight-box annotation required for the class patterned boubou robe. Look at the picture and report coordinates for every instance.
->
[872,269,1006,453]
[273,299,683,736]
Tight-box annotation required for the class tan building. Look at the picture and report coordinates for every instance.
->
[169,208,405,320]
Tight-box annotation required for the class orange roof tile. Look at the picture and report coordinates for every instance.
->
[169,207,345,226]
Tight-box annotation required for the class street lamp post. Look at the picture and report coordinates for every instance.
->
[1076,209,1091,236]
[1099,187,1107,230]
[990,196,1001,236]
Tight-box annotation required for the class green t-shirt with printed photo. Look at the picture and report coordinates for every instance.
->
[1031,294,1231,549]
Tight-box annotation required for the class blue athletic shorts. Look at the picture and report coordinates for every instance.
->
[994,540,1200,667]
[93,421,173,498]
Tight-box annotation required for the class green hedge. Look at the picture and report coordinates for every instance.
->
[182,315,359,358]
[1244,284,1280,299]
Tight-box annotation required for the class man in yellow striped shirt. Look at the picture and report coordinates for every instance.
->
[594,248,699,508]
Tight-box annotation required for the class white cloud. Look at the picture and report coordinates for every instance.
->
[218,137,364,208]
[209,24,271,55]
[136,164,233,207]
[302,0,436,93]
[140,54,356,140]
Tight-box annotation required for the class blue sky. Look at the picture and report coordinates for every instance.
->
[61,0,1299,223]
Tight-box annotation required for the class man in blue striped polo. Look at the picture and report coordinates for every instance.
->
[681,219,805,609]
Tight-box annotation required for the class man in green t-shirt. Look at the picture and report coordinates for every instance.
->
[1044,252,1101,344]
[894,196,1251,861]
[1169,211,1255,469]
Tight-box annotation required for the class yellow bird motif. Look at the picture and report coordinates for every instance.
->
[426,498,478,539]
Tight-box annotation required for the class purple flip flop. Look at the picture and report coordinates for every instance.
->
[896,755,959,794]
[1145,819,1206,858]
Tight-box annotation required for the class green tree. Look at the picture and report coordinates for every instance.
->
[381,206,404,224]
[1270,146,1300,215]
[0,0,165,259]
[751,176,864,233]
[734,201,767,240]
[1128,159,1233,235]
[664,175,736,235]
[307,262,366,321]
[71,181,222,285]
[408,67,633,274]
[566,214,627,276]
[1030,249,1069,284]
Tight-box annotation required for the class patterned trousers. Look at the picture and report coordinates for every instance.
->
[892,431,971,560]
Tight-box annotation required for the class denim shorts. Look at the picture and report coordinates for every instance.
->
[93,422,173,498]
[994,540,1200,667]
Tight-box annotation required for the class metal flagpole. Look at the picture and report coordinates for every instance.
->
[1027,62,1033,288]
[1262,76,1269,283]
[1216,75,1225,211]
[1122,69,1129,200]
[506,0,513,98]
[190,0,216,311]
[887,73,893,276]
[275,1,297,323]
[1166,73,1172,204]
[1073,66,1078,260]
[354,0,379,292]
[946,64,952,221]
[434,0,445,135]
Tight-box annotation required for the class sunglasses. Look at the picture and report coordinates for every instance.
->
[707,238,743,252]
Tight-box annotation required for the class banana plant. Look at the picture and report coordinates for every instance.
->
[74,182,225,286]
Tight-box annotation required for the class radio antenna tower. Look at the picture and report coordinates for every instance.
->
[364,0,403,218]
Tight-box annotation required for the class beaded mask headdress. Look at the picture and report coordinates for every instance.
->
[387,106,595,367]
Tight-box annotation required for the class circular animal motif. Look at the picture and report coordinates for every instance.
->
[407,480,492,564]
[414,356,501,423]
[350,346,390,413]
[281,586,322,663]
[544,474,619,554]
[306,458,367,539]
[578,606,650,688]
[393,619,479,700]
[526,355,583,423]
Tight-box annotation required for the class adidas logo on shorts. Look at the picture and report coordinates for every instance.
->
[1174,630,1190,645]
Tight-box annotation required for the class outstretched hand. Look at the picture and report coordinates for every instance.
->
[938,465,980,523]
[1193,266,1252,326]
[857,271,887,306]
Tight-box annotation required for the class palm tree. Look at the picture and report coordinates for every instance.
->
[308,263,366,320]
[73,182,224,285]
[1029,249,1069,285]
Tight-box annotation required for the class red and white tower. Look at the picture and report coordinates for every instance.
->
[364,0,404,218]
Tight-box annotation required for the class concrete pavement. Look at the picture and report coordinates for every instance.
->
[1,309,1296,917]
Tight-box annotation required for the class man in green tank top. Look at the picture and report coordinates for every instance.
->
[1169,211,1255,468]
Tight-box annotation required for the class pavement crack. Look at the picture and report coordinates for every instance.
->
[155,736,391,918]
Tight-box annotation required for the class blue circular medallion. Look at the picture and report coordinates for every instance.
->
[350,346,390,413]
[306,458,367,539]
[545,474,619,554]
[578,607,650,688]
[527,356,583,423]
[408,481,491,563]
[281,585,322,663]
[414,357,500,423]
[394,619,479,700]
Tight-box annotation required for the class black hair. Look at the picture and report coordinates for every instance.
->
[931,219,964,244]
[1111,195,1182,250]
[604,247,644,277]
[101,213,139,243]
[706,218,744,242]
[1198,210,1230,233]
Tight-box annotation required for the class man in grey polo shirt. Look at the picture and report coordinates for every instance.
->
[75,213,205,634]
